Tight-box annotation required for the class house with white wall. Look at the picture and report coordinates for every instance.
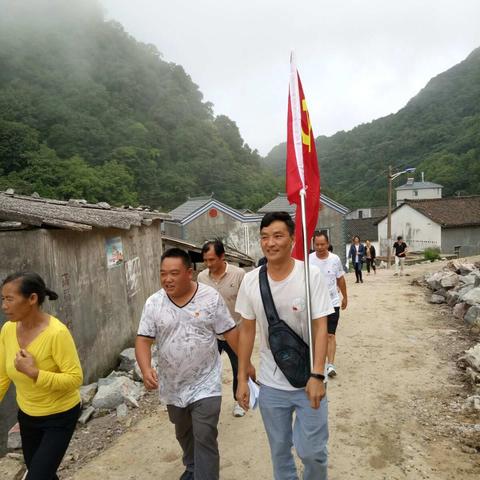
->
[376,196,480,256]
[396,175,443,206]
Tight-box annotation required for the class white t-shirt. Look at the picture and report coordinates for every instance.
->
[309,252,345,308]
[137,283,235,407]
[235,260,334,391]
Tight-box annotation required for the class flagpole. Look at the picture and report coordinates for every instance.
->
[300,187,315,372]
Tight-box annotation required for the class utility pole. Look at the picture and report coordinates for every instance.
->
[386,166,416,269]
[387,166,392,268]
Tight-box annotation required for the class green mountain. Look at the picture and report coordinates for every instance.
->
[265,48,480,208]
[0,0,282,210]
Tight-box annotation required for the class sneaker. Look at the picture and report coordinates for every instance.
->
[179,470,194,480]
[233,402,246,417]
[327,364,337,377]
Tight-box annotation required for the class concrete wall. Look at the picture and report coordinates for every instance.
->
[396,187,442,205]
[164,221,183,239]
[442,227,480,257]
[0,224,163,453]
[179,210,263,261]
[346,208,372,220]
[377,206,441,255]
[316,206,347,266]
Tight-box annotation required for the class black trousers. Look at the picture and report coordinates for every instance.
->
[217,339,238,400]
[354,262,363,282]
[18,403,80,480]
[366,258,376,273]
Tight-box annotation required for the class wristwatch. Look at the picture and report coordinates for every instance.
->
[310,373,325,381]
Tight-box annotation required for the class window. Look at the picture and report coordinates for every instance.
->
[413,190,418,197]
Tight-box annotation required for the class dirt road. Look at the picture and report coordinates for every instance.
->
[67,260,479,479]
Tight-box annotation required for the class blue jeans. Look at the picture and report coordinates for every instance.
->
[259,384,328,480]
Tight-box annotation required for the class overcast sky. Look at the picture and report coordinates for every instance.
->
[101,0,480,156]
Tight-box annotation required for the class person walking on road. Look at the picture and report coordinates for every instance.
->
[0,272,83,480]
[349,235,366,283]
[393,236,408,276]
[235,212,333,480]
[135,248,255,480]
[198,239,246,418]
[365,240,377,275]
[309,232,348,378]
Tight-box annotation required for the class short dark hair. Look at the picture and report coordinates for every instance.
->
[353,235,361,241]
[161,248,192,269]
[260,212,295,236]
[313,231,329,243]
[201,239,225,257]
[397,236,403,241]
[1,272,58,306]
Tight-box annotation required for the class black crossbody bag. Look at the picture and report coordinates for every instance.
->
[258,264,310,388]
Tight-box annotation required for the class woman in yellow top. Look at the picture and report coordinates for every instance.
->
[0,272,83,480]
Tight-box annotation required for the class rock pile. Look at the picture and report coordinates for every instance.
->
[425,260,480,328]
[80,346,157,422]
[425,260,480,408]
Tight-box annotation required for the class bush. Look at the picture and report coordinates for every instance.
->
[424,247,441,262]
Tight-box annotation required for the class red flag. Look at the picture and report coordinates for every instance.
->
[286,55,320,260]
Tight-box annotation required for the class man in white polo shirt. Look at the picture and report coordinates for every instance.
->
[309,231,348,378]
[198,239,246,417]
[235,212,333,480]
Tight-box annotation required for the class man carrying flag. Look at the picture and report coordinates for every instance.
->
[235,57,332,480]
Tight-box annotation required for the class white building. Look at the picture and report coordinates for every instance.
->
[396,175,442,206]
[377,196,480,256]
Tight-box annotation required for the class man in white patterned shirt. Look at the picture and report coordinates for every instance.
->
[135,248,248,480]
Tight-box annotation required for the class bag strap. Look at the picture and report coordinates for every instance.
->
[259,264,281,326]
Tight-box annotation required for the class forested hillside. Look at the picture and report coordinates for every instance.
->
[0,0,282,210]
[266,48,480,208]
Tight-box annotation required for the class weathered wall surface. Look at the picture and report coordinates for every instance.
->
[442,227,480,256]
[180,210,263,261]
[377,206,442,255]
[164,221,182,239]
[0,224,163,453]
[396,187,442,205]
[316,206,346,266]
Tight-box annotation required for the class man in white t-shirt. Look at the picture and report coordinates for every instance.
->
[309,232,348,378]
[235,212,333,480]
[136,248,246,480]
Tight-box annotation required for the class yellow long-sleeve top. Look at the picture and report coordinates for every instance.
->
[0,316,83,416]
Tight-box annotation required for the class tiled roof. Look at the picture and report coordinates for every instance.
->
[345,217,381,242]
[257,194,295,214]
[169,195,214,221]
[404,196,480,228]
[370,207,388,218]
[396,181,443,191]
[168,196,263,225]
[257,193,349,215]
[376,196,480,228]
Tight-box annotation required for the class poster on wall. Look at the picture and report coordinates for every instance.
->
[105,237,124,269]
[125,257,141,298]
